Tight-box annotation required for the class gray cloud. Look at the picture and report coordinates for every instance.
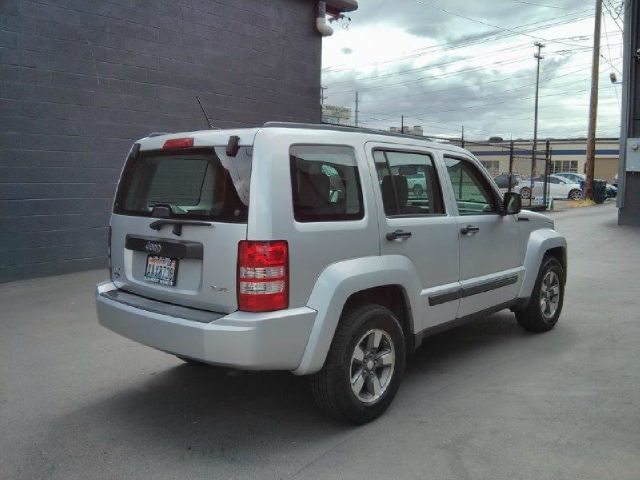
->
[322,0,621,140]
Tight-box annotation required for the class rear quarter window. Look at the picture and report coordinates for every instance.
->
[290,145,364,222]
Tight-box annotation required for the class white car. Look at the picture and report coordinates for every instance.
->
[406,171,427,195]
[96,122,567,423]
[517,174,582,201]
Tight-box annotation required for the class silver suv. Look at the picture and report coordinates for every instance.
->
[96,123,567,423]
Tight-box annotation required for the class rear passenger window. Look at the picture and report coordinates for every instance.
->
[373,150,444,216]
[290,145,364,222]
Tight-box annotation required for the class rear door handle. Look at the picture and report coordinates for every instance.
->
[386,230,412,241]
[460,225,480,235]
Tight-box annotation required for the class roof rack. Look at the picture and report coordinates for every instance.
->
[261,121,452,144]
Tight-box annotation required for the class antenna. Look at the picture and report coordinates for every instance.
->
[195,96,218,130]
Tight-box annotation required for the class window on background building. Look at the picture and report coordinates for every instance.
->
[480,160,500,176]
[550,160,579,173]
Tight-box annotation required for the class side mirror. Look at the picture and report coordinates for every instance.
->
[503,192,522,215]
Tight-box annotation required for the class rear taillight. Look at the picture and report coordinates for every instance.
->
[237,241,288,312]
[162,137,194,149]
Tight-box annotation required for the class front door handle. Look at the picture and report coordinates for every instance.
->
[460,225,480,235]
[386,230,412,241]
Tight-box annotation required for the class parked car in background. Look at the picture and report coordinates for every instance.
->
[406,171,427,196]
[554,172,616,198]
[494,173,524,190]
[495,173,582,200]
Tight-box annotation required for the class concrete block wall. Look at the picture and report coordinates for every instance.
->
[0,0,322,282]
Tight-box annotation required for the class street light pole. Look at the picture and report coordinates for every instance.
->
[585,0,603,200]
[531,41,545,186]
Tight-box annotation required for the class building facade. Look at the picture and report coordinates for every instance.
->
[1,0,328,282]
[468,138,620,182]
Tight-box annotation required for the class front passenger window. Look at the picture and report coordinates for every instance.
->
[444,157,499,215]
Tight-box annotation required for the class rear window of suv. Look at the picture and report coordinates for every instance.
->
[114,146,252,223]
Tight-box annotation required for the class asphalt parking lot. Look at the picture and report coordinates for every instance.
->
[1,202,639,480]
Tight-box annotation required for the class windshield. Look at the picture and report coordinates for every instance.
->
[114,146,252,223]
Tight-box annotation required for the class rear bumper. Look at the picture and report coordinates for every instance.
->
[95,281,316,371]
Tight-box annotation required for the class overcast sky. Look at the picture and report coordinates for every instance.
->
[321,0,624,141]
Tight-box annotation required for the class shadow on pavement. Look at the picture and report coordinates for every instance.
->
[24,310,570,477]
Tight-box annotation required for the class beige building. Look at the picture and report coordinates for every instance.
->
[466,138,620,182]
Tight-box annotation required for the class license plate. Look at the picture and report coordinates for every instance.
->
[144,255,178,286]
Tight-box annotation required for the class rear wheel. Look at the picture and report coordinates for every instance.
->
[515,256,564,333]
[520,187,531,200]
[310,304,406,424]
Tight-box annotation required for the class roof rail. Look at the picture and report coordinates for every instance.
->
[261,121,451,144]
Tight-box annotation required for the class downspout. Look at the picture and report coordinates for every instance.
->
[316,1,334,37]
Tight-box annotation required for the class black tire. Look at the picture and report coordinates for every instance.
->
[520,187,531,200]
[515,256,564,333]
[568,189,582,201]
[310,304,406,424]
[176,355,207,366]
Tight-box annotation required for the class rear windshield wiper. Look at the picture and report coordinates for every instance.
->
[149,219,212,236]
[147,203,212,236]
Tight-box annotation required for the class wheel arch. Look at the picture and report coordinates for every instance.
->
[518,229,567,301]
[292,256,422,375]
[343,284,415,350]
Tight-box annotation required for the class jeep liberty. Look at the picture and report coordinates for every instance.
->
[96,122,567,423]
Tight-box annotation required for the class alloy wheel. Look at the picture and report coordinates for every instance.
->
[349,329,395,404]
[539,270,561,320]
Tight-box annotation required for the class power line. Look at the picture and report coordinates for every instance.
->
[325,43,606,98]
[601,9,623,113]
[322,9,594,74]
[328,56,528,95]
[602,0,624,32]
[413,0,594,48]
[506,0,573,9]
[325,43,537,88]
[359,83,617,123]
[343,59,618,116]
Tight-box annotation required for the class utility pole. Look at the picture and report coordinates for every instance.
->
[401,115,404,133]
[320,86,328,106]
[585,0,603,200]
[531,41,545,185]
[461,125,465,149]
[354,91,359,127]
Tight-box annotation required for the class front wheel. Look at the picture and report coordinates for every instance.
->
[520,187,531,200]
[515,256,564,333]
[568,189,582,200]
[310,304,406,424]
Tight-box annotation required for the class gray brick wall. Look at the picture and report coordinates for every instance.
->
[0,0,322,282]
